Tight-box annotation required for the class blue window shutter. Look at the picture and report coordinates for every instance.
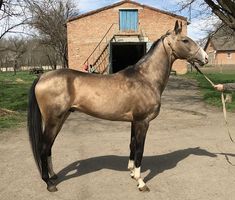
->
[119,10,138,31]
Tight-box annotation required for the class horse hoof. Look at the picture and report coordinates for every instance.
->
[130,173,135,179]
[138,185,150,192]
[47,185,58,192]
[50,174,58,180]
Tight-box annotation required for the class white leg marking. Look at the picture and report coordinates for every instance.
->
[128,160,134,170]
[134,167,147,189]
[134,167,141,180]
[138,178,146,188]
[47,156,56,177]
[128,160,135,177]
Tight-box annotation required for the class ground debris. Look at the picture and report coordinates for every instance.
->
[0,108,18,116]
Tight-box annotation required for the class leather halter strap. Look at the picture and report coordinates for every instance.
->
[166,38,201,62]
[187,47,201,63]
[161,35,177,62]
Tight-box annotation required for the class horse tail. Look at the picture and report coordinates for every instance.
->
[27,77,42,176]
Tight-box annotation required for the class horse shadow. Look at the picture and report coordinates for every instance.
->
[53,147,233,186]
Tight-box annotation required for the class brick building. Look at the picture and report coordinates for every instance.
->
[204,27,235,67]
[67,0,188,74]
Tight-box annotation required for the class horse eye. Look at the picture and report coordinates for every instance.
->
[182,39,189,43]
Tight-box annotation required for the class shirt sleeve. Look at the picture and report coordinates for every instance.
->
[223,83,235,92]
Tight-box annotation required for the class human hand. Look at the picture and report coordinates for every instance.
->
[214,84,224,92]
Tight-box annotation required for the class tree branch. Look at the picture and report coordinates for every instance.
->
[0,18,29,40]
[204,0,235,30]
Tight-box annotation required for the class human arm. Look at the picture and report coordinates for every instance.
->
[214,83,235,92]
[223,83,235,92]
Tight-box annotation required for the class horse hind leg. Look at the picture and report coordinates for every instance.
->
[47,150,57,180]
[41,112,70,192]
[47,111,70,181]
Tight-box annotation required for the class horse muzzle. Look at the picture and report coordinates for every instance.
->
[188,48,208,66]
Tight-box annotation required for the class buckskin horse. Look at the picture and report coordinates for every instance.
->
[28,21,208,192]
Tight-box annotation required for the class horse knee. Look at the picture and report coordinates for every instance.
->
[130,137,135,149]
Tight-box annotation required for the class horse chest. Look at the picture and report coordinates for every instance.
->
[132,100,161,121]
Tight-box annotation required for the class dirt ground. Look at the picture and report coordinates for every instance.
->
[1,76,235,200]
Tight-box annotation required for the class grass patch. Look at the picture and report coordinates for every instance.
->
[0,113,26,129]
[0,71,37,130]
[184,72,235,111]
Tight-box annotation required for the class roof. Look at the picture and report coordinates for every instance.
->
[68,0,187,22]
[205,26,235,51]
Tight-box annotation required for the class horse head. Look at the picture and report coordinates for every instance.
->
[165,20,208,66]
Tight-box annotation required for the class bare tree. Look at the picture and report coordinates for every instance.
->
[7,37,27,74]
[0,37,26,73]
[0,36,66,72]
[44,48,59,70]
[26,0,76,68]
[205,0,235,31]
[0,0,29,39]
[177,0,235,31]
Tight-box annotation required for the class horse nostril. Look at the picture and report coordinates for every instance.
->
[205,57,208,64]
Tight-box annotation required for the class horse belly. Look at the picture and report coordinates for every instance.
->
[73,90,135,121]
[73,92,157,122]
[72,76,158,121]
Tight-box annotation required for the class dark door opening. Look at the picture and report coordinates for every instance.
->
[110,42,146,73]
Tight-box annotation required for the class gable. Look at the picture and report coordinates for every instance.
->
[204,39,216,52]
[211,36,235,51]
[68,0,187,22]
[205,26,235,51]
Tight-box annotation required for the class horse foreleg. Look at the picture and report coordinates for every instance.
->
[132,121,150,192]
[128,122,135,177]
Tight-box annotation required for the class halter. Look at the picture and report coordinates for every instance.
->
[160,35,175,63]
[187,47,201,64]
[162,35,201,64]
[166,40,180,59]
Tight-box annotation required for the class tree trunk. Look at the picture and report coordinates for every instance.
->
[0,0,3,10]
[205,0,235,31]
[13,60,17,75]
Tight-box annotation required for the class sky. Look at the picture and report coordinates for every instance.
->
[0,0,217,41]
[74,0,218,41]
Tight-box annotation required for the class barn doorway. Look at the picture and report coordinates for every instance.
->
[110,42,146,73]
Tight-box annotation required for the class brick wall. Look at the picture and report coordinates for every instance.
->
[67,2,188,74]
[216,51,235,65]
[205,41,235,66]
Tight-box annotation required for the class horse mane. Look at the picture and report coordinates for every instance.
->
[135,31,171,67]
[149,32,170,53]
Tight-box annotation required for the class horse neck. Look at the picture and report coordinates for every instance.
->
[137,41,176,93]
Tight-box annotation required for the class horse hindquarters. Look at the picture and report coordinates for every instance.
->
[28,77,70,192]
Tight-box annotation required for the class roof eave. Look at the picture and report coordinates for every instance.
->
[68,0,187,23]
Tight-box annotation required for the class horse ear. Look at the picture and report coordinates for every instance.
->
[174,20,182,34]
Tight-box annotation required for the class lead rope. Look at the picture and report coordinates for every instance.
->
[192,63,234,142]
[221,92,234,142]
[192,63,235,165]
[167,42,234,143]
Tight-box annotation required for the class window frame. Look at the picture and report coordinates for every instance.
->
[119,9,139,32]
